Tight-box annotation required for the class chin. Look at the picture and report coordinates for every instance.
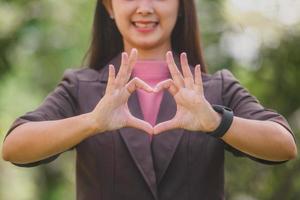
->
[132,39,165,50]
[137,43,158,50]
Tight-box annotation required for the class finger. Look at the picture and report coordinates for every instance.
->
[116,52,129,85]
[180,52,194,89]
[153,119,179,135]
[106,64,116,91]
[126,77,154,94]
[154,79,177,96]
[166,51,184,87]
[194,64,203,93]
[128,48,138,71]
[127,116,154,134]
[125,48,138,83]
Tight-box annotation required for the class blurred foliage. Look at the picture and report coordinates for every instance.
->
[0,0,299,200]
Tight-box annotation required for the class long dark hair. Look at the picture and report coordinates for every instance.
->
[86,0,207,73]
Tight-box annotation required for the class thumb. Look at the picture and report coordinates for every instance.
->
[127,116,154,134]
[154,119,178,135]
[154,79,177,96]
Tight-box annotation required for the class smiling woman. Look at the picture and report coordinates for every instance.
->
[2,0,297,200]
[88,0,206,72]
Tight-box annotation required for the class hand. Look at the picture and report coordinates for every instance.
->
[89,49,154,135]
[153,52,221,135]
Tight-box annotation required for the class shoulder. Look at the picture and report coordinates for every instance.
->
[203,69,238,83]
[62,67,104,82]
[202,69,240,91]
[201,69,246,106]
[203,69,243,92]
[55,67,108,98]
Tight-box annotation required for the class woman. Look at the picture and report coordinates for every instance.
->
[2,0,297,199]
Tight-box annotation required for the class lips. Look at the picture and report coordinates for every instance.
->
[132,21,159,29]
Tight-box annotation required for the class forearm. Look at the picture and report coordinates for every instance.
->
[221,117,297,161]
[2,113,98,164]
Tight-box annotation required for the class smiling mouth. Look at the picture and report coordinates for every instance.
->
[132,22,159,29]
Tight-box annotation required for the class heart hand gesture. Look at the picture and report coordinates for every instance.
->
[153,52,221,135]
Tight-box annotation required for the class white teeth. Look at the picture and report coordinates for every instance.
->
[134,22,157,28]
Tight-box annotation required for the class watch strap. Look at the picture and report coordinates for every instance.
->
[207,105,234,138]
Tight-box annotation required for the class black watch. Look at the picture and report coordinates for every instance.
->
[206,105,234,138]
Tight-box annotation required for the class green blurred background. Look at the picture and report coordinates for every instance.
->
[0,0,299,199]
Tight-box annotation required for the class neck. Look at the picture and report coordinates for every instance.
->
[124,41,171,60]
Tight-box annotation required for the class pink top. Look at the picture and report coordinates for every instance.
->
[132,60,170,127]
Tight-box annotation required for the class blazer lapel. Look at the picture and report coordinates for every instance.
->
[151,91,184,184]
[119,92,158,199]
[101,54,158,199]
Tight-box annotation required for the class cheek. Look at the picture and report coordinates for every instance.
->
[162,13,178,33]
[115,17,130,30]
[111,3,134,28]
[159,4,179,30]
[113,13,132,32]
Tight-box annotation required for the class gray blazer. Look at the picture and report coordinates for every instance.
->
[5,54,293,200]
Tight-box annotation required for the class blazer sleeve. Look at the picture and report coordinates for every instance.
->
[4,69,79,167]
[220,69,295,164]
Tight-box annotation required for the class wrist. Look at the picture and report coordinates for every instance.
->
[205,110,222,132]
[82,112,105,136]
